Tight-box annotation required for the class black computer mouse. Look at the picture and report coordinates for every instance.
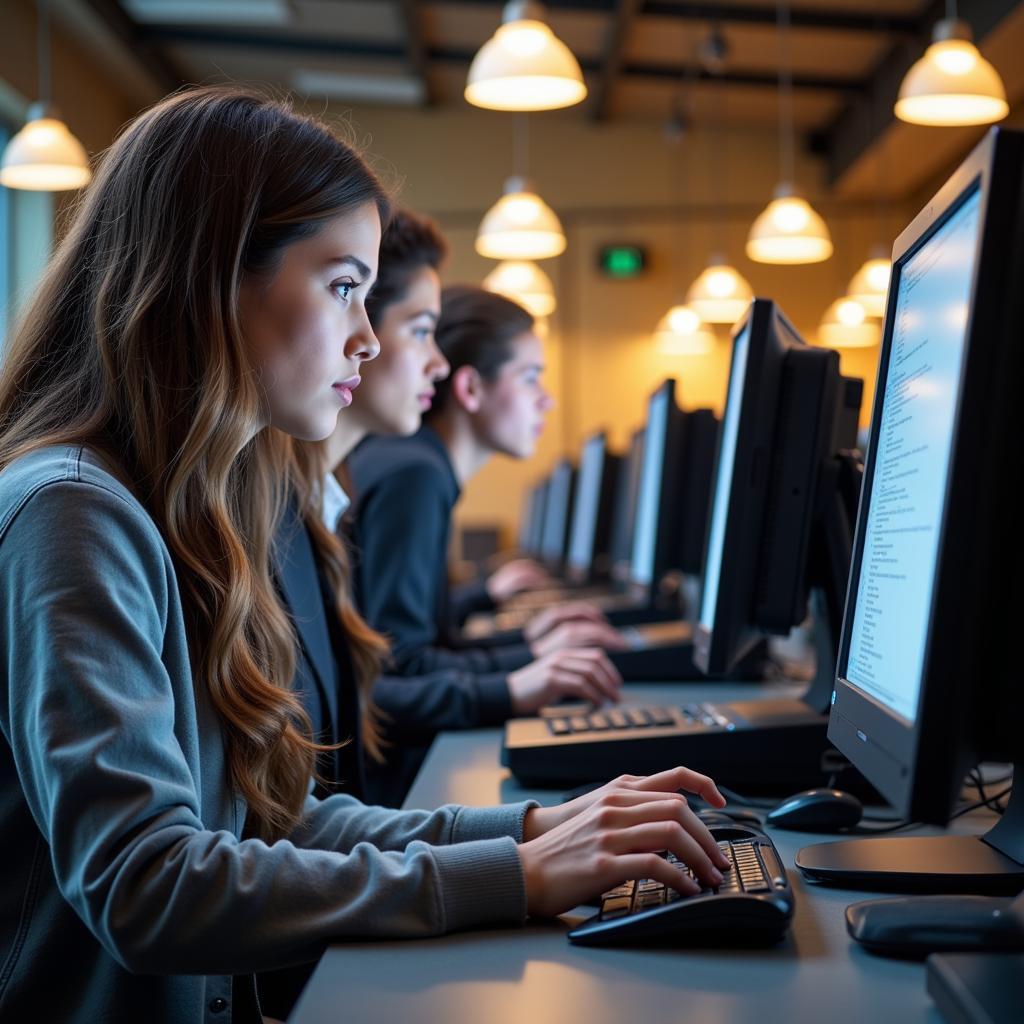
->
[846,895,1024,958]
[765,788,863,832]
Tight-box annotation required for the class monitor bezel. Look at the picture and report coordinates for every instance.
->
[610,427,646,582]
[566,431,608,578]
[539,458,575,568]
[829,128,1024,822]
[694,299,809,673]
[628,378,685,590]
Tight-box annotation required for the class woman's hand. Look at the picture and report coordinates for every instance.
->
[522,767,726,839]
[507,648,622,714]
[522,601,609,644]
[486,559,552,602]
[517,769,732,918]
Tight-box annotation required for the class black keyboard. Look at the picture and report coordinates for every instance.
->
[567,824,794,946]
[503,698,828,789]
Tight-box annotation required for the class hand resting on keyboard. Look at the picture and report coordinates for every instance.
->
[516,767,734,918]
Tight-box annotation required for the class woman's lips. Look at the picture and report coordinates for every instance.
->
[333,376,361,407]
[418,391,435,411]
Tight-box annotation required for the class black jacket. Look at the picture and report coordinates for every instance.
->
[273,498,364,800]
[348,426,533,683]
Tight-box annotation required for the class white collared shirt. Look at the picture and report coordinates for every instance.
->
[321,472,351,533]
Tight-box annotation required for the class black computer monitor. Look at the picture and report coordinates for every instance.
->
[694,299,863,701]
[518,483,540,553]
[610,427,644,583]
[538,458,575,570]
[797,128,1024,894]
[523,478,549,559]
[565,432,621,584]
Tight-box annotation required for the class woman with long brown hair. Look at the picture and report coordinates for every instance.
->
[0,86,730,1023]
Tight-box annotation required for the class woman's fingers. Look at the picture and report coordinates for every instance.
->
[592,797,731,874]
[557,650,622,700]
[622,765,726,808]
[605,821,725,889]
[599,852,702,897]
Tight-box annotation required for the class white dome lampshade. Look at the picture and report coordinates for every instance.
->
[653,304,716,356]
[847,252,892,319]
[476,176,566,260]
[895,19,1008,127]
[686,257,754,324]
[0,104,91,191]
[483,260,556,317]
[465,0,587,112]
[818,297,882,349]
[746,184,833,265]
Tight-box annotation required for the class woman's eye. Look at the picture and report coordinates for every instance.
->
[332,281,355,302]
[413,326,433,342]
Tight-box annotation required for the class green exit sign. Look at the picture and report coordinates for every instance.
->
[598,244,647,278]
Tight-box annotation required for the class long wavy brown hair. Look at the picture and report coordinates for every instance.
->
[0,85,390,841]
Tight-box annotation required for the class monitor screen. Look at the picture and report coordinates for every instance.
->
[540,461,572,563]
[844,186,982,724]
[630,387,669,585]
[567,434,604,571]
[699,322,752,630]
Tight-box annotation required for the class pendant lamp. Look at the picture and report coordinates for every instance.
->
[895,6,1007,127]
[476,176,566,260]
[653,304,715,356]
[465,1,587,112]
[0,0,91,191]
[686,256,753,325]
[746,3,831,265]
[483,260,556,317]
[847,249,892,318]
[818,297,881,349]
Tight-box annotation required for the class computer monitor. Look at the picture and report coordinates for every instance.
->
[694,299,863,702]
[565,432,621,584]
[523,478,548,559]
[797,127,1024,894]
[518,483,541,553]
[538,458,575,569]
[610,427,645,583]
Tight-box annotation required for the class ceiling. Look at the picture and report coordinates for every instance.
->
[61,1,1024,195]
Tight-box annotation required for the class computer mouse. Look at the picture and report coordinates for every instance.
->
[765,788,863,832]
[846,895,1024,958]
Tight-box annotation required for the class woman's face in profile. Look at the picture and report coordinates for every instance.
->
[475,331,554,459]
[357,265,449,437]
[239,202,382,441]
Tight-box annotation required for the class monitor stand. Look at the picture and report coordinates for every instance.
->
[796,762,1024,895]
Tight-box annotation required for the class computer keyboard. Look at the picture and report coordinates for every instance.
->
[542,702,736,736]
[567,823,794,946]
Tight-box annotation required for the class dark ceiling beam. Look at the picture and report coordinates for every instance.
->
[141,26,863,93]
[396,0,437,106]
[81,0,184,93]
[443,0,918,35]
[814,0,1020,186]
[641,2,918,35]
[591,0,643,121]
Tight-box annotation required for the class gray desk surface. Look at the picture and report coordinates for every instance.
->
[291,682,986,1024]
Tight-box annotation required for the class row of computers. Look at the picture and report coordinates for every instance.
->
[480,129,1024,918]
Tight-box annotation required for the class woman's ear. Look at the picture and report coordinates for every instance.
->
[451,364,484,414]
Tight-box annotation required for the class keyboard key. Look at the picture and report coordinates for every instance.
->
[569,717,591,732]
[548,719,571,735]
[601,897,632,918]
[587,713,611,731]
[607,709,630,729]
[648,707,674,726]
[627,708,651,727]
